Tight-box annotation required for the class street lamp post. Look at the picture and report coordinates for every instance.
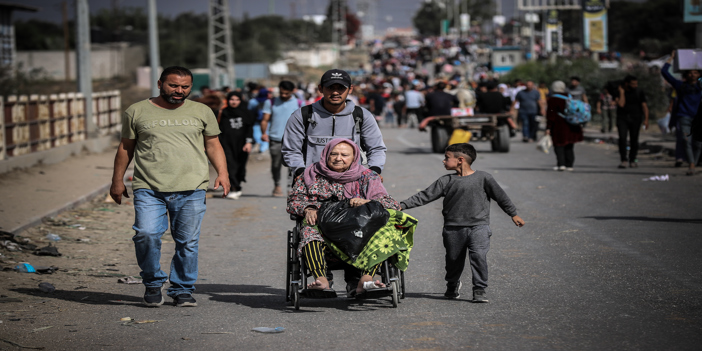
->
[148,0,160,98]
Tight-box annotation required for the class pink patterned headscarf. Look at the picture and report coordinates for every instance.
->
[303,138,387,200]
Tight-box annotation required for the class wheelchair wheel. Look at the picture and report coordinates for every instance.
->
[291,283,300,310]
[391,281,399,308]
[400,270,406,299]
[286,230,293,302]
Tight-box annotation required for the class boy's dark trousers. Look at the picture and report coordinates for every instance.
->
[442,225,491,291]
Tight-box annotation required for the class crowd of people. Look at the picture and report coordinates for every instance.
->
[111,64,530,307]
[109,40,702,309]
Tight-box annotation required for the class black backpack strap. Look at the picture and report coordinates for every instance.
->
[353,106,364,147]
[301,105,313,165]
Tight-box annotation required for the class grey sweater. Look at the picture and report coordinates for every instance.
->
[400,171,517,227]
[281,99,386,173]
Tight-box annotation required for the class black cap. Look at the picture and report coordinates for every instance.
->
[320,69,351,88]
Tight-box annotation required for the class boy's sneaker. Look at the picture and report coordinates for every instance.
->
[143,287,164,307]
[173,293,197,307]
[473,289,489,303]
[444,281,462,299]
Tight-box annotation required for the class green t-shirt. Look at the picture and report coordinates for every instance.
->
[121,99,220,192]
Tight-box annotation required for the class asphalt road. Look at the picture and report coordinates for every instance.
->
[4,127,702,350]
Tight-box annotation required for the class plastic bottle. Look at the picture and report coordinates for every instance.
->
[251,327,285,333]
[45,233,61,241]
[14,263,36,273]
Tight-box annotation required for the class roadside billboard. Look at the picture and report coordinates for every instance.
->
[582,0,608,52]
[684,0,702,23]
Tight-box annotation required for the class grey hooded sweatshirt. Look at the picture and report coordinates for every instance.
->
[281,99,386,173]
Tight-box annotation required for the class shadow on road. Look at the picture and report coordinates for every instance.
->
[197,284,395,312]
[389,147,433,155]
[404,292,451,301]
[10,288,142,306]
[491,167,658,176]
[390,148,501,155]
[582,216,702,224]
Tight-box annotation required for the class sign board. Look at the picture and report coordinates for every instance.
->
[684,0,702,23]
[583,0,608,52]
[441,19,450,36]
[518,0,582,11]
[546,10,558,25]
[524,13,540,23]
[361,24,374,39]
[451,107,474,117]
[460,14,470,32]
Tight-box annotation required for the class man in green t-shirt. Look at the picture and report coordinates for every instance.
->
[110,66,230,307]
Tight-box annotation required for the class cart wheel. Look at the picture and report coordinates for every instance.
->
[391,281,399,308]
[292,283,300,310]
[491,124,510,153]
[431,126,449,153]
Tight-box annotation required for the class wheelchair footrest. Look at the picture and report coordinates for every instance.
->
[301,288,338,299]
[353,287,392,300]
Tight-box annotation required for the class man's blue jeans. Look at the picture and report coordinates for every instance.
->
[518,112,538,140]
[132,189,206,297]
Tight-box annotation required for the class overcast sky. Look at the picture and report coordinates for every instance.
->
[14,0,522,31]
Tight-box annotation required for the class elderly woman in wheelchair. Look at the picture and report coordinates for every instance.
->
[287,138,413,298]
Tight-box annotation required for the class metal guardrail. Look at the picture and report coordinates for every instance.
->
[0,90,120,159]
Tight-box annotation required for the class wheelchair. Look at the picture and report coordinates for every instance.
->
[285,215,406,310]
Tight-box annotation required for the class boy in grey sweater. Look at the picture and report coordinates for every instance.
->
[400,143,524,302]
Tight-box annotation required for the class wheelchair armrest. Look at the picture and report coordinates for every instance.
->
[290,214,303,221]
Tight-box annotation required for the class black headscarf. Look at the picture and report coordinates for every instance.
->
[224,91,246,113]
[220,91,249,120]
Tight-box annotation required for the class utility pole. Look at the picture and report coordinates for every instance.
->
[76,0,95,137]
[331,0,338,46]
[457,0,461,38]
[208,0,236,89]
[62,1,69,82]
[147,0,160,97]
[529,12,535,61]
[446,0,452,36]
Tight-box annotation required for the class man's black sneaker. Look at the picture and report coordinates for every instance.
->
[173,293,197,307]
[473,289,489,303]
[444,281,462,299]
[143,287,164,307]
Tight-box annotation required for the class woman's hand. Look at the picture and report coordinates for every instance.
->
[349,198,371,207]
[305,208,318,225]
[512,215,525,227]
[242,142,252,153]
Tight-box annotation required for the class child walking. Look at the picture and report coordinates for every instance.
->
[400,143,524,302]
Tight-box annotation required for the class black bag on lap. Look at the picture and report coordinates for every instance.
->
[317,199,390,261]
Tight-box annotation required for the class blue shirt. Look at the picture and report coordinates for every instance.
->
[515,89,542,115]
[405,90,425,109]
[262,97,300,142]
[661,63,702,118]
